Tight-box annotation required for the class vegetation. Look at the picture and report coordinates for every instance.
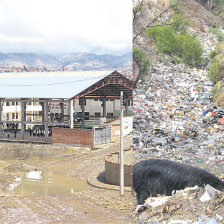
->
[147,16,203,67]
[212,81,222,98]
[209,27,224,42]
[209,59,224,84]
[169,0,183,14]
[133,48,150,80]
[209,48,222,59]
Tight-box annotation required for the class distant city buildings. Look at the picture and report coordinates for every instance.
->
[0,66,71,73]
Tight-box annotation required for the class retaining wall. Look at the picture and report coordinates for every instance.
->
[105,147,133,187]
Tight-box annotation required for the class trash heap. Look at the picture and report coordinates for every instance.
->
[134,63,224,170]
[136,185,224,224]
[133,39,224,223]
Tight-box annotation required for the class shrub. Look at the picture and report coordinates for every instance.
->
[209,60,224,84]
[181,34,203,67]
[209,27,224,42]
[147,20,203,67]
[133,48,150,80]
[209,48,222,59]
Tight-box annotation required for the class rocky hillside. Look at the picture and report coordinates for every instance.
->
[133,1,224,222]
[133,0,223,65]
[0,52,132,71]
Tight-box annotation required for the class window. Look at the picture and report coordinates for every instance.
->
[107,113,113,117]
[12,113,15,119]
[6,102,10,106]
[12,102,15,105]
[95,112,101,117]
[16,113,18,119]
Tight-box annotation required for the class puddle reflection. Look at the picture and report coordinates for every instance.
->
[12,170,90,195]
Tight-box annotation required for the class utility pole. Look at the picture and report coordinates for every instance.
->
[120,91,124,195]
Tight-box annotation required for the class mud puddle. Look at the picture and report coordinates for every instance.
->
[11,170,90,195]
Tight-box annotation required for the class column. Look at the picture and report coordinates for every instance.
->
[81,98,85,128]
[102,98,106,117]
[125,99,128,116]
[21,101,25,139]
[70,99,74,129]
[60,100,64,123]
[113,99,116,117]
[0,99,2,133]
[44,100,48,141]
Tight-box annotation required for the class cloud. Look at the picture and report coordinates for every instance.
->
[0,0,132,54]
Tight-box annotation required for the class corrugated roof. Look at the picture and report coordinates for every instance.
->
[0,71,113,99]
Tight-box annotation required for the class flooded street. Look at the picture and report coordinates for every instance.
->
[11,170,90,195]
[0,135,135,224]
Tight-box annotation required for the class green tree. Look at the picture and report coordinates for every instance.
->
[133,48,150,80]
[147,23,203,67]
[181,34,203,66]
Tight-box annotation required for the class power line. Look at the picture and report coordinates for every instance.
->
[3,75,106,87]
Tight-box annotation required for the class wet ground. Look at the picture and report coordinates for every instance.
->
[0,135,135,224]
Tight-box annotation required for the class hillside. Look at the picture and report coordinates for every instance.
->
[133,0,224,65]
[0,52,132,71]
[133,1,224,222]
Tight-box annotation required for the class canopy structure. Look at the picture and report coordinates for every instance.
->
[0,70,134,143]
[0,70,113,99]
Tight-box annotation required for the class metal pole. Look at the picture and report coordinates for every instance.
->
[120,91,124,195]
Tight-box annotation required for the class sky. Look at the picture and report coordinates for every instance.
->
[0,0,132,55]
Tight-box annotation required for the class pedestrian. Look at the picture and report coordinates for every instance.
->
[14,130,17,138]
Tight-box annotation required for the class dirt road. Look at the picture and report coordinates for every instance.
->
[0,136,135,224]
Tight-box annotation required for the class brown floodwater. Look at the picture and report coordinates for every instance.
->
[11,170,90,195]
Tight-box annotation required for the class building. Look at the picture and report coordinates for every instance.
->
[0,70,133,144]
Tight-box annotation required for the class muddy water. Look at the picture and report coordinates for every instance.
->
[11,170,90,195]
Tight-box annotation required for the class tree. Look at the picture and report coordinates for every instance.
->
[133,48,150,81]
[181,34,203,66]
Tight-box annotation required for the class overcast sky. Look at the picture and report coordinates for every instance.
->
[0,0,132,55]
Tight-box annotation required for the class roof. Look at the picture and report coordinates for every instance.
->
[0,71,113,99]
[73,71,133,99]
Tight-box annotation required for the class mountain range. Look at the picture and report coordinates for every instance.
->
[0,52,132,70]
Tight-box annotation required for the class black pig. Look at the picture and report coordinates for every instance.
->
[133,159,224,204]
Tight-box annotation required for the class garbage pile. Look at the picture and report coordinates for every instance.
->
[135,184,224,224]
[132,22,224,222]
[134,63,224,165]
[133,58,224,223]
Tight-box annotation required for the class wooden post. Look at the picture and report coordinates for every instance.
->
[44,100,48,141]
[70,99,74,129]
